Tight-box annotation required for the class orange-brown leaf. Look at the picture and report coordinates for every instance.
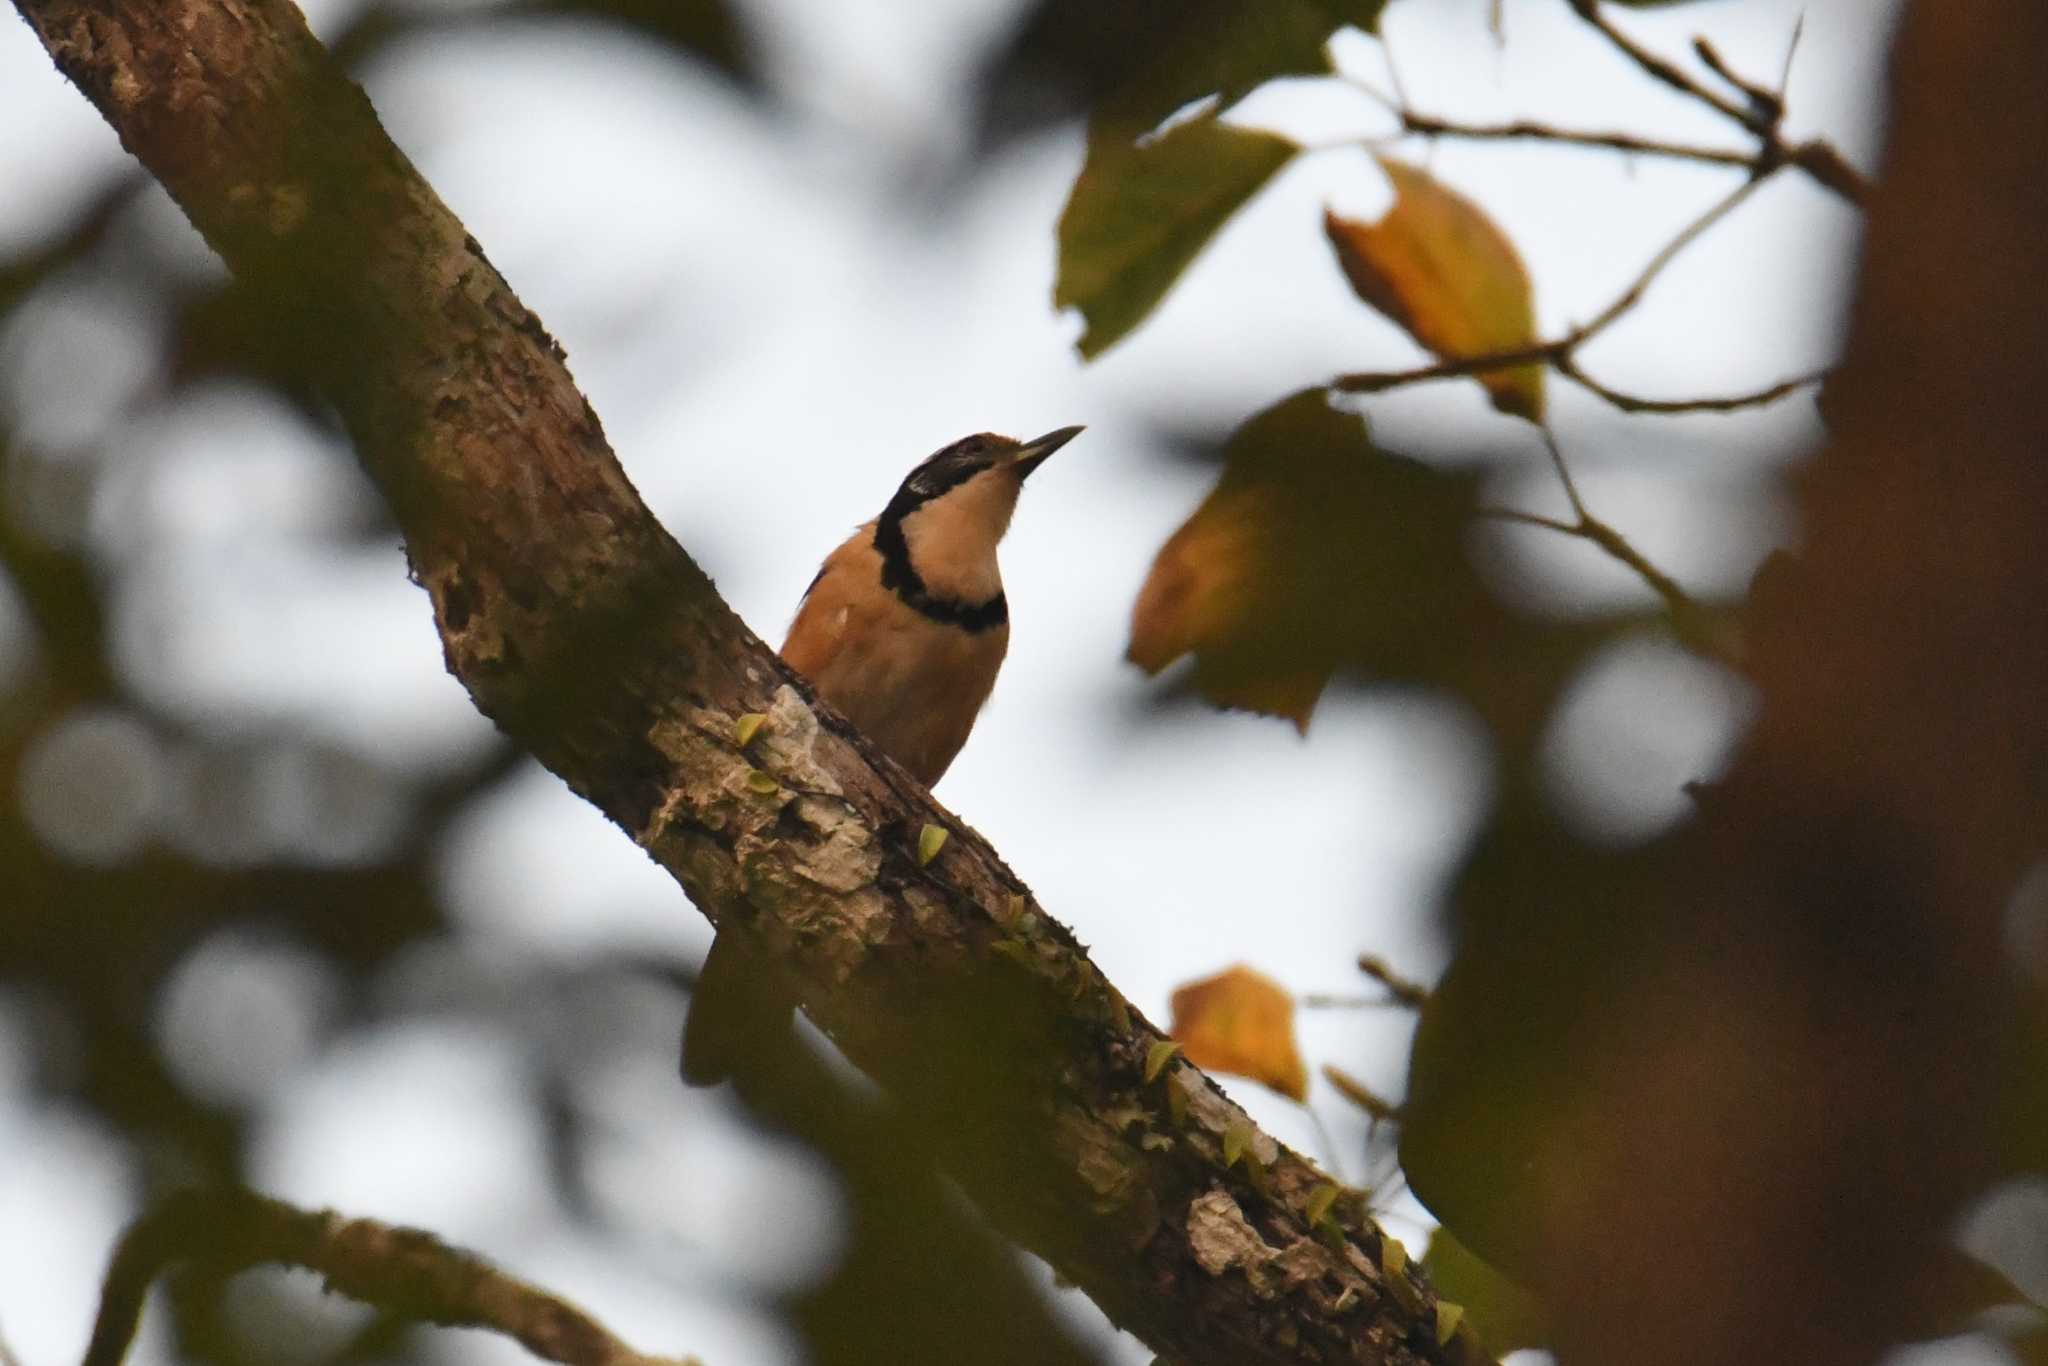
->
[1126,390,1484,730]
[1324,158,1544,420]
[1169,964,1308,1101]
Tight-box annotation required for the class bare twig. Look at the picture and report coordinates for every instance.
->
[1323,1066,1402,1125]
[1305,955,1431,1011]
[1567,0,1870,206]
[1778,15,1807,98]
[1693,37,1784,124]
[1570,0,1762,130]
[1557,356,1826,415]
[1577,173,1767,341]
[1394,109,1758,172]
[83,1190,695,1366]
[1358,955,1431,1008]
[1478,424,1732,666]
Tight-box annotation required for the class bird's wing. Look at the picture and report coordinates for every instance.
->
[782,524,880,676]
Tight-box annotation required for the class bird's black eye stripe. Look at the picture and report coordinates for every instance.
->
[889,436,995,513]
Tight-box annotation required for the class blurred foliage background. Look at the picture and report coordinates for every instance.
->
[3,1,2045,1365]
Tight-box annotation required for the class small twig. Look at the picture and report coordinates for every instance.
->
[1477,426,1734,662]
[1323,1066,1402,1126]
[1538,425,1589,521]
[1778,14,1806,97]
[83,1190,697,1366]
[1693,37,1783,124]
[1394,109,1757,172]
[1576,173,1767,343]
[1356,955,1431,1009]
[1557,357,1826,415]
[1567,0,1867,206]
[1569,0,1760,131]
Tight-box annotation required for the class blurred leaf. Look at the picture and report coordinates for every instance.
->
[1056,114,1295,359]
[1422,1228,1551,1357]
[1324,159,1545,420]
[1897,1246,2045,1343]
[1397,812,1677,1281]
[328,0,759,90]
[1126,389,1487,730]
[978,0,1387,148]
[1168,964,1308,1101]
[515,0,752,83]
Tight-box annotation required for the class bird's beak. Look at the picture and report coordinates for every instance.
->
[1009,425,1084,479]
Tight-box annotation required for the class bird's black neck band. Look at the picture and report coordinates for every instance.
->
[873,514,1008,632]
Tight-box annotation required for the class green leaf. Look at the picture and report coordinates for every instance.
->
[1056,113,1297,360]
[1422,1229,1552,1357]
[1101,0,1391,134]
[1304,1183,1341,1226]
[1380,1235,1407,1278]
[744,769,779,794]
[1221,1117,1253,1168]
[916,823,949,866]
[1144,1039,1182,1083]
[734,712,767,747]
[1434,1301,1464,1346]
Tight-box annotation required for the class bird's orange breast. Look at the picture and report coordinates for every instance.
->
[782,527,1009,786]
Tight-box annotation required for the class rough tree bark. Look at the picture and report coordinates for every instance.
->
[6,2,1470,1364]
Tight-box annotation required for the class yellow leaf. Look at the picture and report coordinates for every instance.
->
[734,712,767,747]
[1435,1301,1465,1345]
[916,823,949,866]
[744,769,779,795]
[1305,1183,1340,1226]
[1324,158,1545,420]
[1144,1039,1182,1083]
[1168,964,1309,1101]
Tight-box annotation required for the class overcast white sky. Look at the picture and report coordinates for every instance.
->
[1,2,1976,1364]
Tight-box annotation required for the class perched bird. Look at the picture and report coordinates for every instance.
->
[683,424,1083,1084]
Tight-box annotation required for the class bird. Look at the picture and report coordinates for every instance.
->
[682,423,1084,1086]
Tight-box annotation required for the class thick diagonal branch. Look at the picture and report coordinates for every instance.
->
[6,2,1473,1363]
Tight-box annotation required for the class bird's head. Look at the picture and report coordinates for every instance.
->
[881,426,1082,529]
[876,426,1082,598]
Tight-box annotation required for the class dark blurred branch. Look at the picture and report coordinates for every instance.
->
[1332,170,1821,417]
[83,1190,694,1366]
[7,2,1473,1362]
[1567,0,1870,205]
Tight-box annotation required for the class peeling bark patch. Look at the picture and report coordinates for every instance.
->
[1187,1189,1279,1293]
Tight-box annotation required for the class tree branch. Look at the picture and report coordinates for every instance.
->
[7,2,1475,1362]
[83,1190,691,1366]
